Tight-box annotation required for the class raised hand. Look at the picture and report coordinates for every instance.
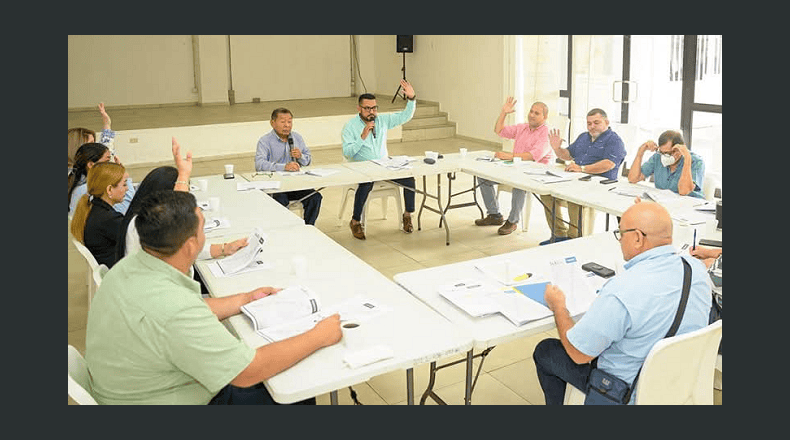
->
[501,96,517,114]
[400,79,415,99]
[549,128,564,150]
[172,137,193,178]
[98,102,112,130]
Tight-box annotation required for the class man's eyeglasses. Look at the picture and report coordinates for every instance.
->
[613,228,646,241]
[360,106,378,112]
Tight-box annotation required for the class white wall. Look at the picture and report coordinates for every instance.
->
[68,35,198,109]
[380,35,506,145]
[229,35,351,102]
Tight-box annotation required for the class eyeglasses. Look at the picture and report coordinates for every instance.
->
[613,228,646,241]
[360,106,378,112]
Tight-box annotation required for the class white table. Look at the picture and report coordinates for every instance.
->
[194,224,473,404]
[191,174,304,238]
[394,231,624,404]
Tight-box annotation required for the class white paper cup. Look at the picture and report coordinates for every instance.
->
[512,156,522,164]
[459,148,467,158]
[209,197,221,211]
[224,164,234,174]
[291,255,308,278]
[342,322,365,349]
[197,179,208,191]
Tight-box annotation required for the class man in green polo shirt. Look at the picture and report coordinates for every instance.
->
[85,190,341,404]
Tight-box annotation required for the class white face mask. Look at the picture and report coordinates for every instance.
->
[660,153,676,167]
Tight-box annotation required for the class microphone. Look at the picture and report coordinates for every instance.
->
[288,136,295,161]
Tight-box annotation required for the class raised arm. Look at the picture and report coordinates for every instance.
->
[628,140,656,183]
[548,129,573,161]
[171,137,193,192]
[494,97,516,135]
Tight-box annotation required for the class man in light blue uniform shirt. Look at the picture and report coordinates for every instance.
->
[341,80,417,240]
[628,129,706,199]
[532,200,712,404]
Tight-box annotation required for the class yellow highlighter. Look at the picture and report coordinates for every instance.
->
[513,272,533,282]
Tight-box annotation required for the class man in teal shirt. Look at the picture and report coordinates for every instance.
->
[627,130,706,199]
[341,80,418,240]
[86,191,341,404]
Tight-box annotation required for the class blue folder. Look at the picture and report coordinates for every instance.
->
[513,282,550,307]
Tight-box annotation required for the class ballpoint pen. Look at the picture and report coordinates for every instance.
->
[692,229,697,251]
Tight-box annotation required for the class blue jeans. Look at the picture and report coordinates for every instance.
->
[208,382,316,405]
[533,338,597,405]
[272,190,322,225]
[352,178,415,222]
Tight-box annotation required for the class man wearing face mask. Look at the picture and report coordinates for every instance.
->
[627,130,705,199]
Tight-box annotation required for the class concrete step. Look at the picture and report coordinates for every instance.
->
[401,122,457,141]
[403,112,450,128]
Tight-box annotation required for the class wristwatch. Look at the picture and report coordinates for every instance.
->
[408,94,417,101]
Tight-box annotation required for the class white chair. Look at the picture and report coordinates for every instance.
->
[702,174,720,201]
[287,202,304,219]
[337,181,404,227]
[68,345,98,405]
[564,320,723,405]
[714,354,722,390]
[71,238,103,308]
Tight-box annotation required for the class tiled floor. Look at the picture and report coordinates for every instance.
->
[68,100,722,405]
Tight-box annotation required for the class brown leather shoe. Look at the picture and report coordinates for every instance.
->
[475,214,505,226]
[497,220,517,235]
[402,213,413,233]
[350,220,366,240]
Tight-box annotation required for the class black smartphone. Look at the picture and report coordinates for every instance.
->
[600,178,617,184]
[223,173,235,179]
[697,238,722,248]
[578,175,592,181]
[581,262,615,278]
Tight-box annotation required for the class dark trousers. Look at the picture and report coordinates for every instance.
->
[272,190,322,225]
[533,338,597,405]
[208,382,316,405]
[352,178,415,222]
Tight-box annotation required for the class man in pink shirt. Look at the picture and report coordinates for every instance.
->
[475,98,554,235]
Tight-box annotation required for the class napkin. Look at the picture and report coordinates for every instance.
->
[342,345,394,369]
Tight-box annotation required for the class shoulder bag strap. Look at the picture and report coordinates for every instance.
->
[624,257,692,403]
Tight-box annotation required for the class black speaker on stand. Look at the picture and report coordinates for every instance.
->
[392,35,413,103]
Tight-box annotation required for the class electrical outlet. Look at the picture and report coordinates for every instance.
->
[252,97,261,103]
[129,137,138,143]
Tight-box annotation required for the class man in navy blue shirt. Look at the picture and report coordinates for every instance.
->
[539,108,626,245]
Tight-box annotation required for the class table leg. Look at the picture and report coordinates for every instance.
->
[330,390,339,405]
[577,205,583,237]
[464,350,473,405]
[406,368,415,405]
[550,197,557,243]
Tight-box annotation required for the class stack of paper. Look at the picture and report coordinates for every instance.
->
[304,168,340,177]
[237,181,281,191]
[215,229,267,275]
[372,156,412,170]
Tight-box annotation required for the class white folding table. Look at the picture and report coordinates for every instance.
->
[194,224,473,404]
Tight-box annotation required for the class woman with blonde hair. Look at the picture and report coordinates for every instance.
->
[70,161,129,268]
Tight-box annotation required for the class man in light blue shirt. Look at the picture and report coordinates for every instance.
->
[255,108,322,225]
[628,130,706,199]
[341,80,417,240]
[532,200,712,404]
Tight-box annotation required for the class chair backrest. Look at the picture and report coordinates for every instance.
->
[72,238,99,271]
[68,345,98,405]
[634,320,722,405]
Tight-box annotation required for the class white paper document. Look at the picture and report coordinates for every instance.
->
[207,258,271,278]
[304,168,340,177]
[474,261,538,286]
[237,181,282,191]
[215,229,267,275]
[241,285,321,332]
[203,217,231,232]
[548,256,598,316]
[437,278,553,326]
[372,156,413,170]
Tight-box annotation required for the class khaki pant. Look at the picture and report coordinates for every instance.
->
[538,194,596,238]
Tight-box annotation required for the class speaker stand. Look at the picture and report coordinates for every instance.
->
[391,52,407,103]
